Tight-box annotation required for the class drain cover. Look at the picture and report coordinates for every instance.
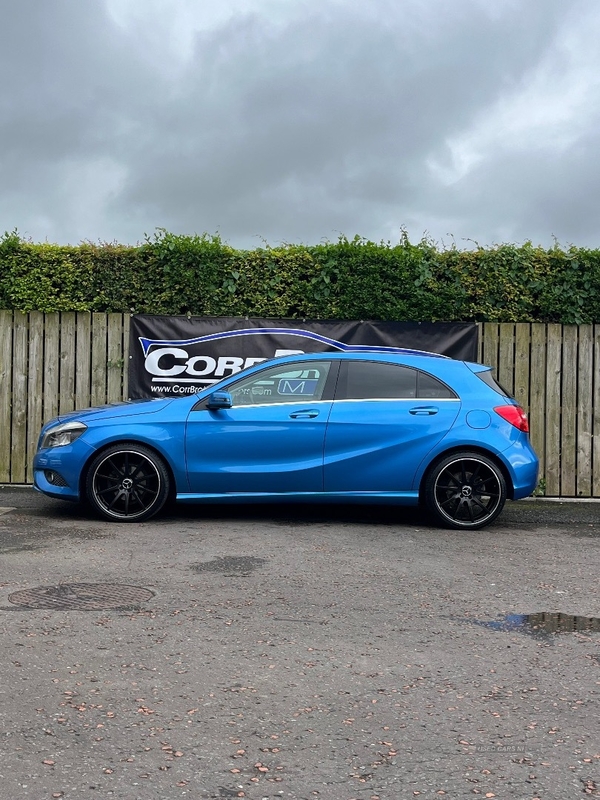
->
[8,583,155,610]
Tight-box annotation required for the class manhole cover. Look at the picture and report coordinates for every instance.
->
[8,583,155,610]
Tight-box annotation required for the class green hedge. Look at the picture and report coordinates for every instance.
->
[1,229,599,322]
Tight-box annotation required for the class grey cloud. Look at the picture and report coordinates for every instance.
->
[439,132,600,248]
[117,0,568,243]
[0,0,598,248]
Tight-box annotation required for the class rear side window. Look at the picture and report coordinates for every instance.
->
[417,371,457,399]
[336,361,457,400]
[339,361,417,399]
[476,369,511,398]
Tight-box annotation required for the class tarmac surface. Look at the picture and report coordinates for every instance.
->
[0,487,598,800]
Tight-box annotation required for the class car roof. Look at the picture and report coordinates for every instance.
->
[268,350,454,367]
[267,351,496,381]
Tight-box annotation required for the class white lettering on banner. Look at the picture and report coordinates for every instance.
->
[150,384,203,394]
[144,346,306,381]
[214,356,245,377]
[186,356,217,376]
[144,347,188,377]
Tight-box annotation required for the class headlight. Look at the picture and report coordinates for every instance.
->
[41,421,87,448]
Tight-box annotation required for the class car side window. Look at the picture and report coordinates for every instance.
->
[228,361,333,406]
[335,361,457,400]
[337,361,417,399]
[417,371,457,399]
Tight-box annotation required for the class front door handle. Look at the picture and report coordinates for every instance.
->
[289,409,319,419]
[409,406,439,416]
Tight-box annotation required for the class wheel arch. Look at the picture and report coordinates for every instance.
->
[418,445,514,504]
[79,440,178,504]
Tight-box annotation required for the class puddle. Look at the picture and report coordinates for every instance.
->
[191,556,267,577]
[467,612,600,637]
[0,527,113,554]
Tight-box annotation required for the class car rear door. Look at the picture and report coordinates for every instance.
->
[323,360,461,493]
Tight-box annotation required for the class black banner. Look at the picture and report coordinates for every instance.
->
[128,316,479,399]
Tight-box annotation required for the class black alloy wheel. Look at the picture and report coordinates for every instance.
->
[85,444,170,522]
[425,451,507,530]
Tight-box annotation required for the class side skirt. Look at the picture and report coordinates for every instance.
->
[175,491,420,506]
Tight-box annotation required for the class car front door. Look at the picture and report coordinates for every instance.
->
[185,360,337,494]
[324,360,461,493]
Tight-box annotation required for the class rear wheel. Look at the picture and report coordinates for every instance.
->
[424,451,506,530]
[85,444,170,522]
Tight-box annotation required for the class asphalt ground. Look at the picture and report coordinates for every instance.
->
[0,487,598,800]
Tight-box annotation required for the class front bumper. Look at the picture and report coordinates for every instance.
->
[33,439,97,501]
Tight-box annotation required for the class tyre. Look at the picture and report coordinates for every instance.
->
[85,444,170,522]
[424,451,507,530]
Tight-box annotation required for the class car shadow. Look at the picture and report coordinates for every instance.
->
[163,501,426,527]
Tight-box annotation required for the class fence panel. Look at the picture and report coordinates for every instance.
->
[545,324,562,495]
[122,314,131,401]
[10,314,29,483]
[498,323,516,398]
[26,313,45,483]
[43,314,60,426]
[59,312,76,415]
[75,312,92,411]
[0,310,13,482]
[594,326,600,497]
[91,313,108,408]
[513,323,530,409]
[481,323,498,374]
[561,326,578,497]
[577,326,594,497]
[107,314,125,402]
[0,315,599,495]
[529,324,547,485]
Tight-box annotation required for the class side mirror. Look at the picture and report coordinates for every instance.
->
[207,390,232,410]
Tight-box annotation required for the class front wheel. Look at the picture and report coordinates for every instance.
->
[424,452,507,530]
[85,444,170,522]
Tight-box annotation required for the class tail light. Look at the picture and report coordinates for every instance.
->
[494,404,529,433]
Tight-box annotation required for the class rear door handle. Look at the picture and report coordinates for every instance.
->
[290,409,319,419]
[409,406,439,416]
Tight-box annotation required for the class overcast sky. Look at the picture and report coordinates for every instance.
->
[1,0,600,250]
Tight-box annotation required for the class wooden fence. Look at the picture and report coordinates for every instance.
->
[1,312,599,496]
[0,312,130,485]
[479,323,600,497]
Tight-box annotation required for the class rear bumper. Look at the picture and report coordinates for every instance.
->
[502,439,539,499]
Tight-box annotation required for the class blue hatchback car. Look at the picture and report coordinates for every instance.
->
[34,351,538,529]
